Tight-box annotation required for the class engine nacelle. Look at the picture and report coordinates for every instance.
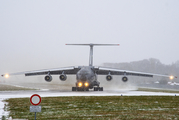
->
[106,75,112,81]
[122,76,128,82]
[45,75,52,82]
[59,74,67,81]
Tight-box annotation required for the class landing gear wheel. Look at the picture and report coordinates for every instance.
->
[77,87,80,91]
[99,87,103,91]
[94,87,99,91]
[94,87,103,91]
[77,87,85,91]
[85,88,89,91]
[72,87,77,91]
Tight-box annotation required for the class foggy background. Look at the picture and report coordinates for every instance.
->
[0,0,179,89]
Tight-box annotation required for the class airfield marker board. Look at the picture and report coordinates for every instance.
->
[30,106,41,112]
[30,94,41,120]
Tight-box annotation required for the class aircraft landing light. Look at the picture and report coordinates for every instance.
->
[84,82,89,87]
[5,74,9,78]
[170,76,174,80]
[78,82,83,87]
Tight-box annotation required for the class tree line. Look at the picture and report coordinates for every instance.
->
[103,58,179,84]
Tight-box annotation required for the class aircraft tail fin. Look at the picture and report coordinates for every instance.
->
[66,43,119,66]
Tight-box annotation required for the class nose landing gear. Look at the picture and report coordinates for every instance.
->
[94,87,103,91]
[72,81,103,91]
[72,86,103,91]
[72,87,89,91]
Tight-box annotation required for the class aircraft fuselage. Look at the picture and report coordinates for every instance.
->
[75,66,99,89]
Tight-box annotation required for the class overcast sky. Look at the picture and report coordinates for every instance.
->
[0,0,179,74]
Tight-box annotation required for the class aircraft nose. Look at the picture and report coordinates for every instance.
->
[77,68,93,81]
[79,74,87,81]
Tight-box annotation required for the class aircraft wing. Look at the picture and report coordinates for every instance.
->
[1,66,80,77]
[95,67,177,79]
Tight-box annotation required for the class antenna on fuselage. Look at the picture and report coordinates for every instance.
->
[66,43,119,66]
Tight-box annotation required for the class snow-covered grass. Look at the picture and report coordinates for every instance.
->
[5,96,179,119]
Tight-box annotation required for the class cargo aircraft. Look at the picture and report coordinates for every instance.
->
[1,44,177,91]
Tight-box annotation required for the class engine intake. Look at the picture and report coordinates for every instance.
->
[59,74,67,81]
[106,75,112,81]
[45,75,52,82]
[122,76,128,82]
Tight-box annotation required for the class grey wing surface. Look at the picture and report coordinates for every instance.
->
[95,66,177,79]
[1,66,79,77]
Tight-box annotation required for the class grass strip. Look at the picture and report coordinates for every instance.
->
[4,96,179,120]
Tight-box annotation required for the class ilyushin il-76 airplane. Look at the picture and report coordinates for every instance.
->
[1,44,177,91]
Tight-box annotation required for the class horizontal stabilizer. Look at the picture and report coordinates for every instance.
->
[66,43,119,46]
[66,43,119,66]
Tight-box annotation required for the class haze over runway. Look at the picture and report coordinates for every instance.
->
[0,0,179,78]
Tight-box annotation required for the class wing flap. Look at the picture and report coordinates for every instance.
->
[126,72,153,77]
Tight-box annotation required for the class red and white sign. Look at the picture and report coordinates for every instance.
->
[30,94,41,106]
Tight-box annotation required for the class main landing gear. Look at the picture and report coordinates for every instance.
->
[72,87,103,91]
[94,87,103,91]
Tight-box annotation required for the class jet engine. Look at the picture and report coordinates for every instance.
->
[106,75,112,81]
[122,76,128,82]
[45,75,52,82]
[59,74,67,81]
